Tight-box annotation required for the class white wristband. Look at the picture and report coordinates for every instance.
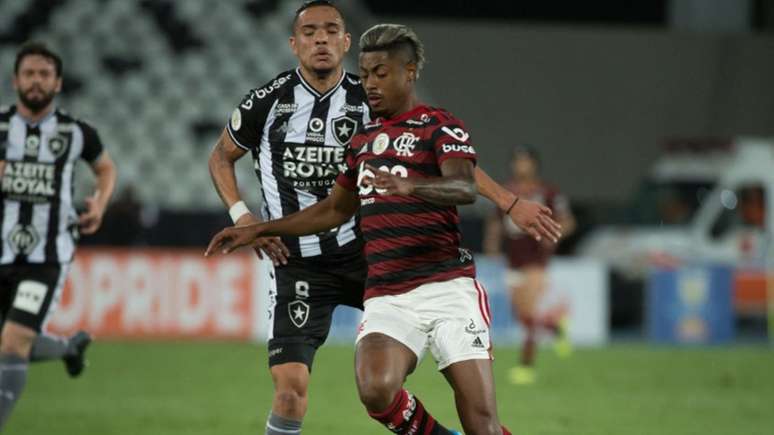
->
[229,201,251,223]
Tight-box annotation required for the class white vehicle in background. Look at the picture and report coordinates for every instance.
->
[579,136,774,288]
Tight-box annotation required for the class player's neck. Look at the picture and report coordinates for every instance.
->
[298,65,344,95]
[385,94,420,120]
[16,100,55,125]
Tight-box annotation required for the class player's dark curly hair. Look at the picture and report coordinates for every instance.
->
[292,0,346,32]
[14,41,62,77]
[359,24,426,79]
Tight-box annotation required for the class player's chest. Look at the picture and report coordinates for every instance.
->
[267,98,365,147]
[1,121,75,164]
[352,127,435,167]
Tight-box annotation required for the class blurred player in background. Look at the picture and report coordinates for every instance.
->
[208,23,563,435]
[0,41,116,429]
[484,145,576,385]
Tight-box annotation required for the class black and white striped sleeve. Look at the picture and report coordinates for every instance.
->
[226,89,274,151]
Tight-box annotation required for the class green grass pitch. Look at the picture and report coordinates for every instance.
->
[9,341,774,434]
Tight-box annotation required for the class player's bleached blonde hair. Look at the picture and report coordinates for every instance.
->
[359,24,425,78]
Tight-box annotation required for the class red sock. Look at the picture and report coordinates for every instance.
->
[368,389,452,435]
[539,316,560,335]
[501,425,512,435]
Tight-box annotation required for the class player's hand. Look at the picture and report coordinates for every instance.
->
[362,164,414,196]
[508,198,562,243]
[78,192,105,235]
[236,214,289,266]
[205,224,265,257]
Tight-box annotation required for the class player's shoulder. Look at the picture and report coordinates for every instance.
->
[423,106,463,125]
[55,108,98,133]
[245,69,297,103]
[342,71,365,91]
[0,104,17,120]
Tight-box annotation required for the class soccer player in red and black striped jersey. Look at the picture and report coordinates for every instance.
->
[208,23,562,435]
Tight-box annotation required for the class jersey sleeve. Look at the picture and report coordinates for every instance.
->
[226,89,273,151]
[431,116,477,166]
[335,140,361,192]
[78,121,105,163]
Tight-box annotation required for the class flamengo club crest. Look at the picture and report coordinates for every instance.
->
[288,300,310,328]
[331,115,358,146]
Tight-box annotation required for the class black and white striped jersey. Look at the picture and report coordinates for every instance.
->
[226,68,370,258]
[0,105,104,265]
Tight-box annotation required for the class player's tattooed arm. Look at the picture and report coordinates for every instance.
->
[474,167,562,243]
[206,185,359,256]
[207,129,289,264]
[364,159,478,206]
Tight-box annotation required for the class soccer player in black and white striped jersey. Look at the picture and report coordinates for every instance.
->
[0,42,116,429]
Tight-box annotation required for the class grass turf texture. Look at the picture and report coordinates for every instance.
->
[9,342,773,434]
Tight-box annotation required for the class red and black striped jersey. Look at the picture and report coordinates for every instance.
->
[336,105,477,300]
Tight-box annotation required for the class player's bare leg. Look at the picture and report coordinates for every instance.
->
[356,333,457,434]
[442,359,511,435]
[0,321,36,429]
[510,266,545,384]
[267,363,309,435]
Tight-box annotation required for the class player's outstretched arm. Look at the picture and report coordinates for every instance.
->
[474,167,562,243]
[79,151,117,235]
[206,184,359,256]
[208,130,289,264]
[364,158,477,206]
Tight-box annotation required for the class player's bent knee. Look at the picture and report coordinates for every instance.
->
[356,372,403,412]
[0,323,36,357]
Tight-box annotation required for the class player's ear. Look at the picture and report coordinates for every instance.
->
[289,35,298,56]
[343,32,352,53]
[54,76,63,93]
[406,62,417,83]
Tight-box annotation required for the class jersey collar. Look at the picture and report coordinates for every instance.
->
[295,68,346,102]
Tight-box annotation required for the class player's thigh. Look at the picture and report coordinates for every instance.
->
[268,263,339,370]
[427,278,492,371]
[3,264,66,343]
[441,358,500,432]
[355,333,418,397]
[512,265,546,314]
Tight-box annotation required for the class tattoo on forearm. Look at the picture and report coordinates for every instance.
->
[412,177,477,206]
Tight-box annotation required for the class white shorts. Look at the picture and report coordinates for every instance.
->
[356,277,493,370]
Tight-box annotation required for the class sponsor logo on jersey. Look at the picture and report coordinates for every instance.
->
[306,117,326,144]
[372,133,390,155]
[275,103,298,115]
[393,132,418,157]
[342,103,365,113]
[253,74,291,100]
[8,224,40,255]
[2,161,57,202]
[230,108,242,131]
[472,336,485,349]
[12,280,47,314]
[288,300,310,328]
[442,143,476,154]
[47,135,70,159]
[441,126,470,142]
[331,115,358,146]
[24,135,40,157]
[282,144,346,190]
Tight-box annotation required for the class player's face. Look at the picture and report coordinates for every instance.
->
[512,154,538,179]
[359,51,416,118]
[13,54,61,114]
[290,6,350,76]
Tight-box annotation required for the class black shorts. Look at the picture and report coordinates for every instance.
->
[268,241,367,370]
[0,263,68,332]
